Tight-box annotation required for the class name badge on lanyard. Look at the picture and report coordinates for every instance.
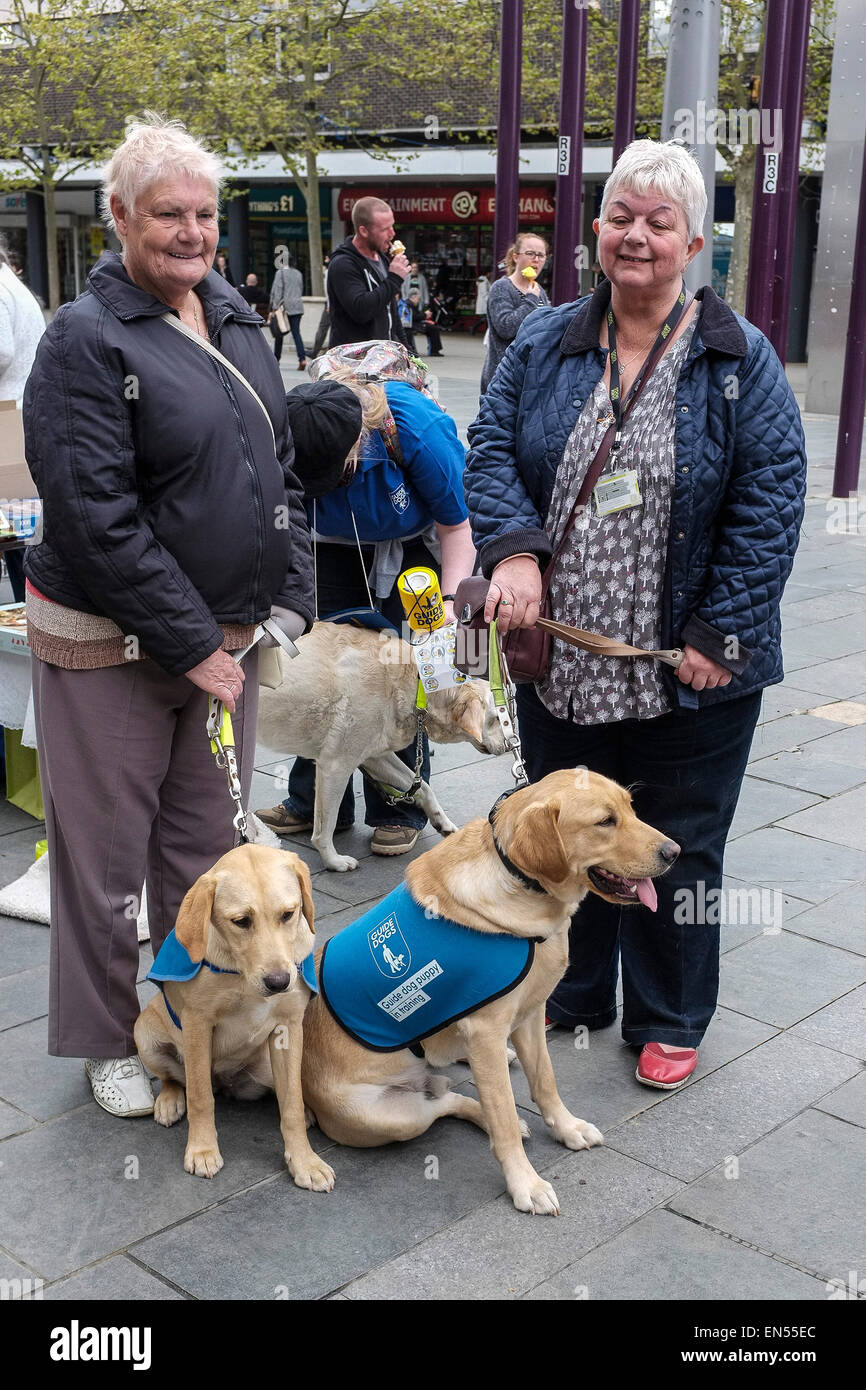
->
[593,469,642,516]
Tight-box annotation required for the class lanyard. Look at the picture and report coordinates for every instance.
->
[606,282,688,455]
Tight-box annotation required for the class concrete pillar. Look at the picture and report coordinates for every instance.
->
[661,0,721,290]
[806,0,865,413]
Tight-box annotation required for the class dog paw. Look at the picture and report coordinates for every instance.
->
[510,1175,560,1216]
[518,1116,532,1140]
[506,1044,517,1066]
[184,1143,224,1179]
[558,1118,604,1150]
[154,1087,186,1127]
[322,853,359,872]
[288,1152,336,1192]
[434,817,459,836]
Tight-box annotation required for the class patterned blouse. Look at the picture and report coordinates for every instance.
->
[537,320,696,725]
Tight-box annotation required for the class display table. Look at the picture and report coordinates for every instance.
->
[0,604,42,817]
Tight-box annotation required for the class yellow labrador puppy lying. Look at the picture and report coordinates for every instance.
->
[135,844,335,1192]
[301,771,678,1215]
[256,621,507,872]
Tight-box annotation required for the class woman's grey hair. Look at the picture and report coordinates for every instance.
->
[599,139,707,242]
[100,113,224,234]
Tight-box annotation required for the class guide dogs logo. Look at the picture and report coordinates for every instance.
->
[389,482,410,514]
[368,912,411,978]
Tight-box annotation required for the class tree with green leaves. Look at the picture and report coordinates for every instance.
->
[0,0,191,310]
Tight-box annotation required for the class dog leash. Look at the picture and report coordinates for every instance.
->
[488,619,529,789]
[207,619,300,842]
[536,618,684,669]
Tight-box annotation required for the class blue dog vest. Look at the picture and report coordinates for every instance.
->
[318,883,536,1052]
[147,930,317,1029]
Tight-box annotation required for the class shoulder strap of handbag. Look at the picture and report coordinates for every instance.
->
[161,312,275,450]
[540,318,684,598]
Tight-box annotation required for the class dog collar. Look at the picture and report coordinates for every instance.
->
[488,790,548,896]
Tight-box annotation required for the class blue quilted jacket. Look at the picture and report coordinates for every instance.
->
[465,282,807,708]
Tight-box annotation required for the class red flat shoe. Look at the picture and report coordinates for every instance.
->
[636,1042,698,1089]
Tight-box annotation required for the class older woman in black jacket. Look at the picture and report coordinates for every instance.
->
[23,116,313,1117]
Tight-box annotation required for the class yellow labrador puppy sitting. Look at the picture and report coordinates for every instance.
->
[135,844,335,1193]
[301,771,678,1215]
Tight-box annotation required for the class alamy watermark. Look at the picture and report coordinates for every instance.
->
[671,102,782,151]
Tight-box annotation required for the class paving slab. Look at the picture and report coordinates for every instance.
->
[727,777,820,840]
[0,918,49,978]
[746,714,846,761]
[747,747,866,797]
[0,1250,42,1295]
[789,983,866,1061]
[786,882,866,956]
[0,1018,91,1121]
[781,590,866,627]
[778,784,866,853]
[718,931,866,1028]
[605,1032,860,1182]
[776,652,866,699]
[669,1109,866,1285]
[0,963,47,1032]
[0,801,40,838]
[521,1207,827,1301]
[132,1110,558,1300]
[0,1098,35,1141]
[0,1093,310,1280]
[491,1006,776,1133]
[722,827,866,904]
[787,722,866,771]
[340,1145,682,1301]
[813,1071,866,1128]
[781,616,866,666]
[24,1254,185,1301]
[0,828,48,890]
[757,684,838,723]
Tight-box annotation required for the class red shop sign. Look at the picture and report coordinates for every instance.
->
[337,186,554,225]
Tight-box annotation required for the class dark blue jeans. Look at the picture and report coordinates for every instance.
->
[273,314,306,364]
[282,539,432,830]
[516,683,762,1047]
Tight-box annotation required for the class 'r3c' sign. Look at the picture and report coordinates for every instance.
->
[763,151,779,194]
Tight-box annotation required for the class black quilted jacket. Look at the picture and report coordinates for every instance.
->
[23,254,314,676]
[465,282,807,708]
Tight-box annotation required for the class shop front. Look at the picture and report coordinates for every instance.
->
[224,184,332,295]
[336,184,555,324]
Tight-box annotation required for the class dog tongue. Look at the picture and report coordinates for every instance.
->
[636,878,657,912]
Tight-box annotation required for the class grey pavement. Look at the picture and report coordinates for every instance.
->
[1,337,865,1302]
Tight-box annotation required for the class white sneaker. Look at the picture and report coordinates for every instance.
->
[84,1056,155,1117]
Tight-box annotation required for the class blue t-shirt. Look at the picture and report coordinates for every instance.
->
[318,882,536,1052]
[309,381,468,542]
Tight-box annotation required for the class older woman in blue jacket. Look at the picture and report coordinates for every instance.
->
[465,141,806,1089]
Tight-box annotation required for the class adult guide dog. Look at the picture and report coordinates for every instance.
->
[134,844,335,1192]
[256,619,508,872]
[301,770,679,1215]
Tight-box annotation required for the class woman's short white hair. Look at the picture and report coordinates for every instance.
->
[599,140,707,242]
[100,113,224,234]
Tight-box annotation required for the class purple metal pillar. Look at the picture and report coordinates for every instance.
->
[745,0,792,333]
[493,0,523,279]
[770,0,812,362]
[612,0,641,167]
[551,0,588,305]
[832,136,866,498]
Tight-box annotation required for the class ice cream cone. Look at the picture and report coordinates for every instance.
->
[521,266,537,281]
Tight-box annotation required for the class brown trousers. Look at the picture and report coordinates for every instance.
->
[31,653,259,1057]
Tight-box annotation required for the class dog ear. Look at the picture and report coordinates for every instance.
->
[174,874,217,962]
[281,851,315,934]
[504,801,570,885]
[451,686,485,743]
